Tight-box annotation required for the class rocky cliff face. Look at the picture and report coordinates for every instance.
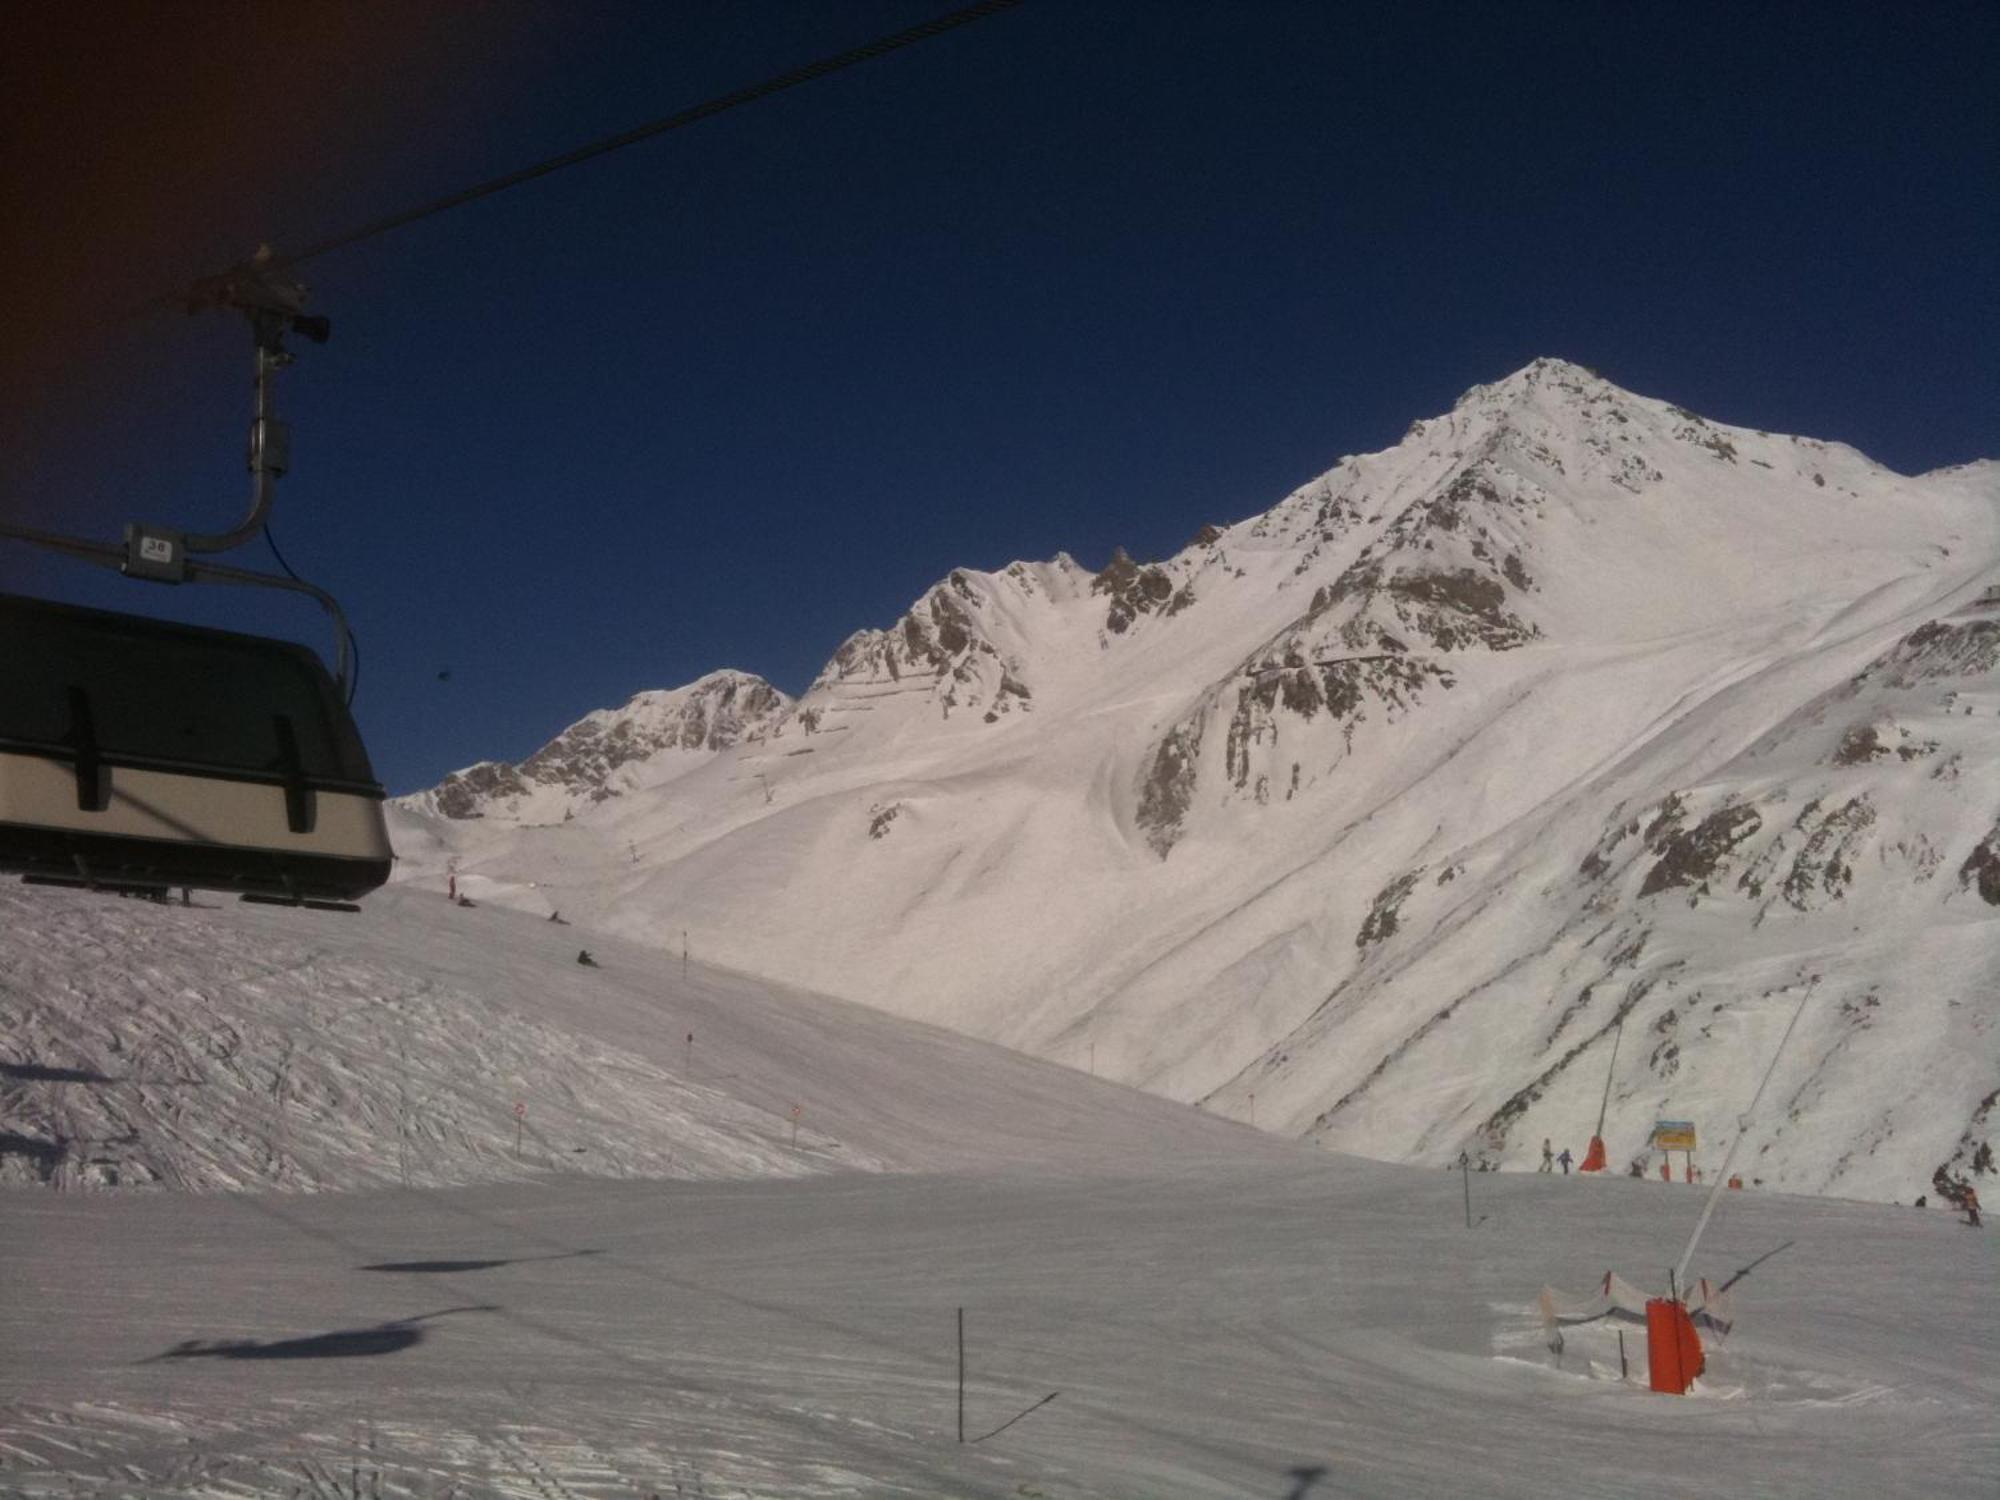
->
[409,671,791,822]
[394,360,2000,1203]
[808,560,1087,727]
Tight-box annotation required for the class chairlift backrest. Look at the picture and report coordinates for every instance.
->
[0,593,392,905]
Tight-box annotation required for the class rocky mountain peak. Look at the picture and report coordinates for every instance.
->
[1453,356,1608,409]
[410,669,791,821]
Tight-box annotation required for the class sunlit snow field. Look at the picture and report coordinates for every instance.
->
[3,886,1994,1497]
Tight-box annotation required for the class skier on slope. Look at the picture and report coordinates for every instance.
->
[576,949,598,968]
[1540,1138,1554,1173]
[1557,1147,1573,1175]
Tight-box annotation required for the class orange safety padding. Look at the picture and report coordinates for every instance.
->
[1579,1136,1607,1172]
[1645,1298,1705,1394]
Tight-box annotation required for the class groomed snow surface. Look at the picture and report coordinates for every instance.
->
[4,885,1996,1497]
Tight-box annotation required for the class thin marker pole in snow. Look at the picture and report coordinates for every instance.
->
[685,1031,694,1077]
[957,1307,965,1443]
[397,999,412,1188]
[1460,1151,1472,1229]
[682,929,688,983]
[1672,981,1816,1294]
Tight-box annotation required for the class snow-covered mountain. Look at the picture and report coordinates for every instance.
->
[393,359,2000,1204]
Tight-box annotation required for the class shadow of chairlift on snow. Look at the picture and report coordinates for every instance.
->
[358,1249,603,1274]
[2,1057,206,1088]
[145,1305,498,1362]
[0,1060,117,1084]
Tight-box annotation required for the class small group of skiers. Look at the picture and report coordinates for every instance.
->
[445,875,597,967]
[1510,1138,1986,1219]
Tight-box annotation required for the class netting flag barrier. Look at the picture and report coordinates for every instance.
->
[1538,1270,1734,1336]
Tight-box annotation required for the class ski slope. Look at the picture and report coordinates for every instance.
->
[3,882,1996,1496]
[0,882,1262,1192]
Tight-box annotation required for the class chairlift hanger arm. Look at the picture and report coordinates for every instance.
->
[181,312,295,555]
[175,254,329,558]
[0,250,340,668]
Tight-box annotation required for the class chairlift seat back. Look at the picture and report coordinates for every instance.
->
[0,593,391,903]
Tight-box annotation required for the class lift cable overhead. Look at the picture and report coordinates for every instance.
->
[280,0,1023,271]
[119,0,1025,319]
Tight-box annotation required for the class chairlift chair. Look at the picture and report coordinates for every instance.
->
[0,593,391,906]
[0,249,391,909]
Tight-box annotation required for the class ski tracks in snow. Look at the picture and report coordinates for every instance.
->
[0,885,879,1194]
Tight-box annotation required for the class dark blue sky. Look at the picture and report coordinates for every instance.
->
[6,1,1995,793]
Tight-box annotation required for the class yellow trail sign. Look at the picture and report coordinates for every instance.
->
[1652,1120,1697,1151]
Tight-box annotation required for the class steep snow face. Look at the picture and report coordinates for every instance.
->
[1265,589,2000,1198]
[401,670,791,824]
[394,359,2000,1203]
